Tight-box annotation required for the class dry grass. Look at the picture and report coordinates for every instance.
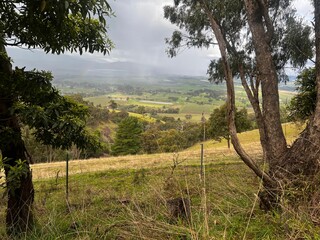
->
[31,146,240,180]
[1,123,318,239]
[30,123,302,180]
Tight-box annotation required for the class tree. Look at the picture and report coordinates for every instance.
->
[165,0,320,215]
[287,68,316,122]
[111,117,143,156]
[158,129,186,153]
[0,0,112,234]
[207,104,253,148]
[141,126,160,154]
[109,100,118,110]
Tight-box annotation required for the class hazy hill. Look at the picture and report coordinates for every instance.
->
[7,47,297,91]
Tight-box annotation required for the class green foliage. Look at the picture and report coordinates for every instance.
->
[207,104,253,141]
[0,156,29,195]
[109,110,129,123]
[68,94,109,127]
[0,68,103,164]
[158,129,186,152]
[141,121,203,153]
[287,68,316,122]
[164,0,313,83]
[0,0,114,233]
[1,0,113,54]
[207,105,229,141]
[0,0,114,158]
[7,69,98,151]
[20,94,111,163]
[141,126,160,154]
[111,117,143,156]
[108,100,118,110]
[283,17,314,68]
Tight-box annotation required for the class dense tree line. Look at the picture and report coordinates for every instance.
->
[110,106,252,155]
[187,89,224,98]
[119,104,180,115]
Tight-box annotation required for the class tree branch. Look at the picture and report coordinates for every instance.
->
[257,0,274,43]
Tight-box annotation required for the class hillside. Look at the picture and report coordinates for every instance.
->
[2,123,316,239]
[28,123,302,180]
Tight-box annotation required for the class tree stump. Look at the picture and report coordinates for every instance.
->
[167,197,191,222]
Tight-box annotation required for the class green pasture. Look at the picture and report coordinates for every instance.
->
[1,123,317,239]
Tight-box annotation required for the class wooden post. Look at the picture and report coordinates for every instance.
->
[201,112,206,142]
[200,143,204,179]
[66,153,69,202]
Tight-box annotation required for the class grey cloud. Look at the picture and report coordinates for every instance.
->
[7,0,312,77]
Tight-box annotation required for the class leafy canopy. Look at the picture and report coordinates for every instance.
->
[0,0,114,152]
[1,0,113,54]
[0,68,99,151]
[207,104,252,141]
[164,0,313,83]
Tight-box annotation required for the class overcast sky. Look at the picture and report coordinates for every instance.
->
[8,0,314,77]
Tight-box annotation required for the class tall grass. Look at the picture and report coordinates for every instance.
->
[0,123,318,239]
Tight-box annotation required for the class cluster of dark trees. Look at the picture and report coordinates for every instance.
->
[111,105,253,155]
[119,104,180,115]
[187,89,224,99]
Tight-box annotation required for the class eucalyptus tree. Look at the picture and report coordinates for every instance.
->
[0,0,112,234]
[207,104,252,148]
[164,0,319,213]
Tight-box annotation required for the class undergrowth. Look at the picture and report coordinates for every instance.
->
[0,159,319,239]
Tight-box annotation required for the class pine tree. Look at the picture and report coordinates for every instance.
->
[112,117,143,156]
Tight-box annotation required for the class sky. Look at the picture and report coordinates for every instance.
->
[7,0,314,77]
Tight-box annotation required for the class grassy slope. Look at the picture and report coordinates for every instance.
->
[1,123,318,239]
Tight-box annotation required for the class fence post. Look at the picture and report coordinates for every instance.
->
[200,143,204,179]
[66,153,69,202]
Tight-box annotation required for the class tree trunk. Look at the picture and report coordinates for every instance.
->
[0,45,35,235]
[268,0,320,213]
[244,0,287,167]
[242,0,320,212]
[200,0,275,186]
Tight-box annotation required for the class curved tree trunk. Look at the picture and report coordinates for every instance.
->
[239,66,268,159]
[199,0,320,212]
[0,45,34,235]
[200,0,275,187]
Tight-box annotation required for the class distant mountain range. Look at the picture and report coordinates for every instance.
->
[7,47,297,91]
[8,47,161,76]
